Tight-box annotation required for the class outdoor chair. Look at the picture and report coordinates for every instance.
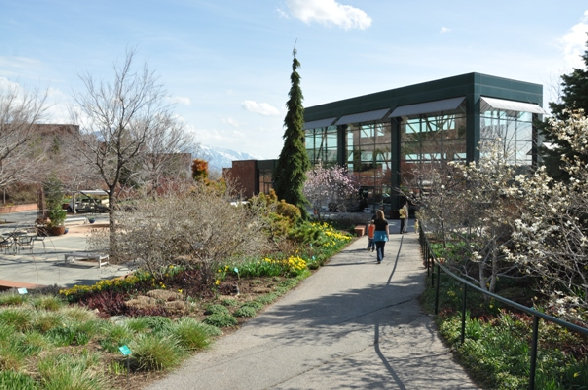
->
[16,235,34,253]
[0,235,14,254]
[32,226,47,253]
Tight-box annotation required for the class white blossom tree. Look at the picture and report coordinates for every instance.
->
[303,162,358,220]
[508,110,588,321]
[417,142,522,294]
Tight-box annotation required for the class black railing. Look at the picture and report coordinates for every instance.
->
[417,222,588,390]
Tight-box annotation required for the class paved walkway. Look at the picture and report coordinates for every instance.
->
[146,224,480,390]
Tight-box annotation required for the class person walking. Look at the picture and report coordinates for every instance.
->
[373,210,389,264]
[367,220,375,251]
[399,201,408,234]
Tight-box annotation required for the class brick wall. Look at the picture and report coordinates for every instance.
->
[223,160,258,199]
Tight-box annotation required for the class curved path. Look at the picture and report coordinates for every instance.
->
[146,229,479,389]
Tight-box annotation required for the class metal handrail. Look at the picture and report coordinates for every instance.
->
[417,221,588,390]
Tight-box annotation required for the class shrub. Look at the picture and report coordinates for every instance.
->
[106,185,268,284]
[98,322,134,353]
[131,334,183,371]
[204,304,230,316]
[19,331,49,354]
[0,370,38,390]
[0,293,26,306]
[33,312,64,333]
[203,313,237,328]
[234,306,257,318]
[38,352,110,390]
[47,318,102,347]
[220,298,239,307]
[0,308,33,332]
[31,295,64,311]
[172,318,214,350]
[0,338,27,371]
[140,316,173,334]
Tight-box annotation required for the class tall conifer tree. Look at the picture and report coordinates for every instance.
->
[273,48,310,218]
[540,37,588,180]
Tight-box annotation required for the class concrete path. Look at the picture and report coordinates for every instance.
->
[146,227,480,390]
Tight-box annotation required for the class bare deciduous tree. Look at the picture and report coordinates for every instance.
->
[0,86,46,189]
[71,50,187,241]
[137,115,194,196]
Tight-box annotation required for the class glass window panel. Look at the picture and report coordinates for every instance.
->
[517,123,532,141]
[361,151,373,161]
[516,140,533,162]
[405,119,420,134]
[360,124,373,138]
[327,150,337,162]
[305,134,315,149]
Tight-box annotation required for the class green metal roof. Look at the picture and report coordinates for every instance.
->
[304,72,543,122]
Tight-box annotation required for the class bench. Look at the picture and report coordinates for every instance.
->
[354,225,366,237]
[64,217,88,225]
[64,252,109,268]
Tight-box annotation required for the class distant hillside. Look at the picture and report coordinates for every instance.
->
[192,144,258,176]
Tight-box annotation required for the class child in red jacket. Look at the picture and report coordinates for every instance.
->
[367,220,375,251]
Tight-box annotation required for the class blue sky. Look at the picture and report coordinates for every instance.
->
[1,0,587,159]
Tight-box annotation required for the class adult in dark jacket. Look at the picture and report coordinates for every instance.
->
[373,210,389,263]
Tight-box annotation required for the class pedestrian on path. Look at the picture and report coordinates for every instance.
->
[373,210,389,263]
[399,201,408,234]
[367,219,375,251]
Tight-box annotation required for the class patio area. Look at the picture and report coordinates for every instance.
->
[0,211,135,290]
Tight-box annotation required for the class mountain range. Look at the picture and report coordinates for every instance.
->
[192,144,259,176]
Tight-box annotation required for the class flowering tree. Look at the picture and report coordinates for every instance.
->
[417,142,522,294]
[303,162,358,220]
[507,111,588,321]
[417,112,588,322]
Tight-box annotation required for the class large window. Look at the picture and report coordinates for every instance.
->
[346,121,392,206]
[305,126,338,164]
[400,107,467,195]
[479,104,533,165]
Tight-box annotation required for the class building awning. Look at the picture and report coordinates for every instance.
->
[480,97,546,114]
[334,108,390,125]
[303,117,337,130]
[390,97,465,117]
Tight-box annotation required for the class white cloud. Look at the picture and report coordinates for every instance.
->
[222,117,240,127]
[559,10,588,70]
[0,76,22,92]
[167,96,191,106]
[286,0,371,31]
[440,26,451,34]
[241,100,280,116]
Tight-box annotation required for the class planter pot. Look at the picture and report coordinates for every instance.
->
[47,226,66,236]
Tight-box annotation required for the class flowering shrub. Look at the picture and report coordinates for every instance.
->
[289,221,352,247]
[303,162,358,219]
[59,271,154,302]
[226,255,307,278]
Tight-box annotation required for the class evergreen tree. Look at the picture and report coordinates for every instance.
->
[273,48,310,218]
[539,36,588,180]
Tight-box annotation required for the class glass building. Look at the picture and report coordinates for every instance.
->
[303,72,545,212]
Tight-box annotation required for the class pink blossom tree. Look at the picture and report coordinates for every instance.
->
[303,162,358,220]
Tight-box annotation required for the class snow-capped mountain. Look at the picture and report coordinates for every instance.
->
[192,144,259,175]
